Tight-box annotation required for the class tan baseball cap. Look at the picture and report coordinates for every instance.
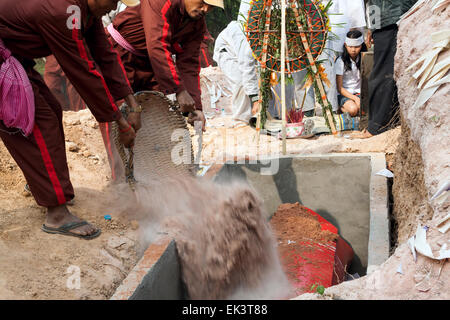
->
[121,0,140,6]
[204,0,224,9]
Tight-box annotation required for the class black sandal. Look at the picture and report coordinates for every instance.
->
[42,221,101,240]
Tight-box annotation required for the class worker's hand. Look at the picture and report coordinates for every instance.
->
[187,110,206,132]
[251,100,261,115]
[124,94,142,132]
[176,90,196,113]
[366,30,373,49]
[117,117,136,148]
[127,112,141,132]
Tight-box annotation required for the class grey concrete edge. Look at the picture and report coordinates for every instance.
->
[367,153,390,275]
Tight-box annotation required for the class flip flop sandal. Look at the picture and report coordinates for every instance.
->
[42,221,101,240]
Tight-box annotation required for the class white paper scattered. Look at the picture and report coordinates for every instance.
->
[415,225,434,258]
[414,224,450,260]
[430,181,450,200]
[206,83,222,110]
[432,0,450,12]
[376,168,394,178]
[413,74,450,110]
[396,263,404,275]
[217,83,231,97]
[408,236,417,262]
[437,214,450,234]
[287,240,296,245]
[224,85,233,93]
[207,121,225,128]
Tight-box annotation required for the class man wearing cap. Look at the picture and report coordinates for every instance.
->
[107,0,224,132]
[0,0,142,239]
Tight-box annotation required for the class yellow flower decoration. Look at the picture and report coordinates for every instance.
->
[318,64,331,88]
[270,72,278,86]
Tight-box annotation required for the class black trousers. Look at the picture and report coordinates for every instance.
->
[368,24,399,135]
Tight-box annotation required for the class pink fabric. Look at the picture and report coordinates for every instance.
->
[107,23,146,57]
[0,38,35,136]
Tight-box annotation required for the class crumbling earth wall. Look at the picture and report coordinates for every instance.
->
[295,2,449,300]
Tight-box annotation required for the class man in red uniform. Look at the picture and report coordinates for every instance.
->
[107,0,224,132]
[0,0,142,239]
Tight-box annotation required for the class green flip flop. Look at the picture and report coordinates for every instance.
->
[42,221,101,240]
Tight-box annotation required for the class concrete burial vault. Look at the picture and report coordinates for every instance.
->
[111,153,390,300]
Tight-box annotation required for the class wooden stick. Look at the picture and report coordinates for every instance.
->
[255,0,273,144]
[281,0,287,155]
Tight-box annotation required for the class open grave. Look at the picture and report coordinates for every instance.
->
[111,153,390,300]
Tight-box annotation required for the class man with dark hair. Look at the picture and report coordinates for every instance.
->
[0,0,142,239]
[107,0,224,132]
[355,0,417,138]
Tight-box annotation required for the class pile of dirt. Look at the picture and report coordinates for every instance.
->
[271,203,339,244]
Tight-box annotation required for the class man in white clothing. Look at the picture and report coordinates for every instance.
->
[213,1,260,123]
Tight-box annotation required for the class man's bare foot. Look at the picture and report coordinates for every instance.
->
[44,205,99,237]
[351,128,373,139]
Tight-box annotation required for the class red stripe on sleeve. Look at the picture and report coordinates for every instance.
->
[201,48,209,67]
[161,0,180,86]
[71,23,118,112]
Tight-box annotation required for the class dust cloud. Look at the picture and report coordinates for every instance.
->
[116,173,292,299]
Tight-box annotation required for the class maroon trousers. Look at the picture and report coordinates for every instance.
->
[0,62,74,207]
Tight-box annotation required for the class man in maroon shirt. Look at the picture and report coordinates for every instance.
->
[107,0,224,132]
[0,0,142,239]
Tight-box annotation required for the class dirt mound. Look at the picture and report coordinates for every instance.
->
[392,117,434,244]
[271,203,339,244]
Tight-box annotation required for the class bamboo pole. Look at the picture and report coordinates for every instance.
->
[254,1,273,145]
[281,0,287,155]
